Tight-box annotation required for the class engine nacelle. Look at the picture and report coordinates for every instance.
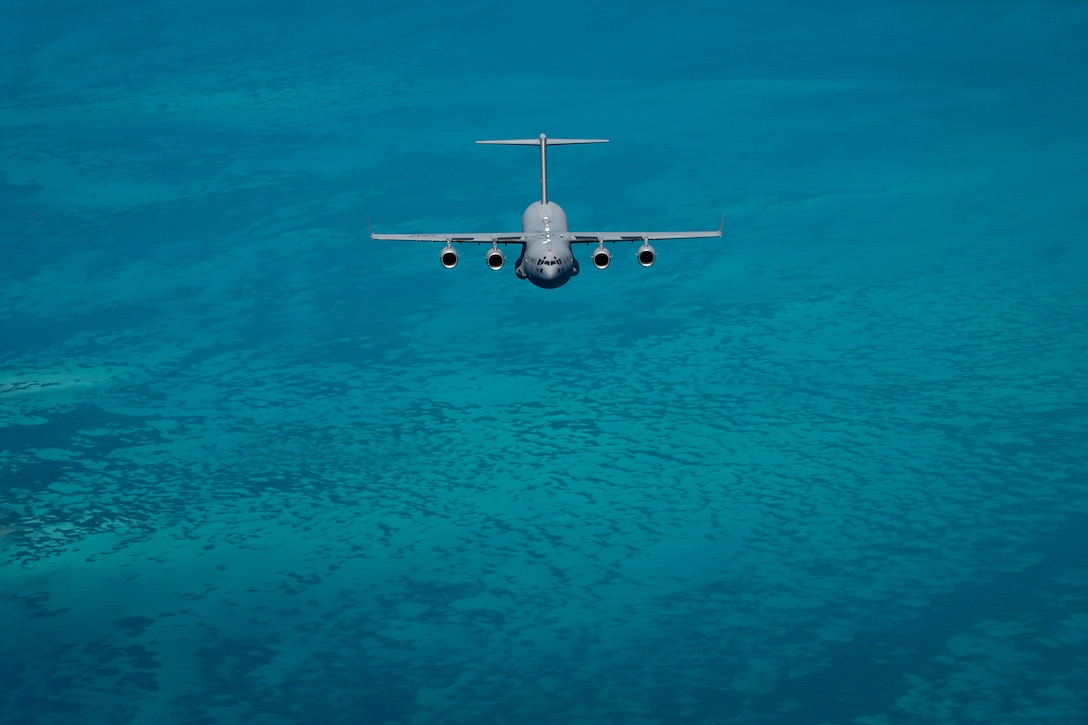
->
[439,245,459,269]
[592,246,612,269]
[637,242,657,267]
[485,246,505,270]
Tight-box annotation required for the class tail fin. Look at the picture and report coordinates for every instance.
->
[477,133,608,205]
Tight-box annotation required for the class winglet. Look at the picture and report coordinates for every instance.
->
[366,215,374,239]
[719,214,725,236]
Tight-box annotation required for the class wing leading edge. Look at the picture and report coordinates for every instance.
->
[571,215,724,243]
[369,232,525,244]
[368,217,724,244]
[367,218,524,244]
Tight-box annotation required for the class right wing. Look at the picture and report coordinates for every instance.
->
[369,221,525,245]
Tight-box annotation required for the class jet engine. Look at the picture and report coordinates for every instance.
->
[637,242,657,267]
[439,245,459,269]
[592,245,612,269]
[485,246,505,270]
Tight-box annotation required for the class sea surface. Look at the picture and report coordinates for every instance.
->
[2,1,1086,723]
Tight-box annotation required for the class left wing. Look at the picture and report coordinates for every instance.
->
[569,216,724,243]
[570,230,721,243]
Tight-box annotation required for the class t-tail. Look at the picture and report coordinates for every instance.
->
[476,133,608,205]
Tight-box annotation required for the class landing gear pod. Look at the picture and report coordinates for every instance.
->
[440,244,459,269]
[486,245,505,270]
[637,242,657,267]
[592,245,612,269]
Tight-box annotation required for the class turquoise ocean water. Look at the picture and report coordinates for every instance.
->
[2,1,1087,723]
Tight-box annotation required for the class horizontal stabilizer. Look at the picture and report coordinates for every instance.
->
[476,133,608,204]
[477,138,608,146]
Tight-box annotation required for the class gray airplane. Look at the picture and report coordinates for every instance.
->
[370,134,722,289]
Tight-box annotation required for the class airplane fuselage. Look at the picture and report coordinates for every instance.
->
[516,201,579,288]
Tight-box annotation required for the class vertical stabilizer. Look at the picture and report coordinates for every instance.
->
[476,134,609,205]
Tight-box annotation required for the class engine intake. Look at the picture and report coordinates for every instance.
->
[592,245,612,269]
[440,245,459,268]
[486,246,505,270]
[637,242,657,267]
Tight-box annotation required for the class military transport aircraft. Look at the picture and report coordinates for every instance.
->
[369,134,722,289]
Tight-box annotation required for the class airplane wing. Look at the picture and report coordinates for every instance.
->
[369,231,525,244]
[368,217,524,244]
[570,230,721,243]
[569,216,724,243]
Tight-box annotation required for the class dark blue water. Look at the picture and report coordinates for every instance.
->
[3,1,1087,723]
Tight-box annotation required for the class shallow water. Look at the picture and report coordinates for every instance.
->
[2,1,1087,723]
